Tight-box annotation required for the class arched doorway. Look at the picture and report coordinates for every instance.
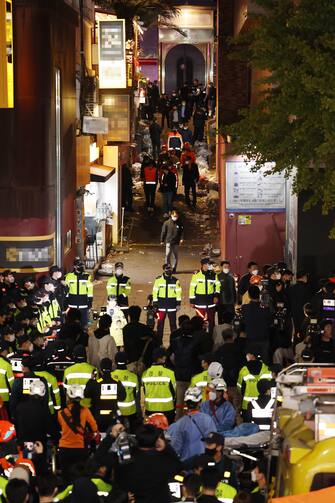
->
[164,44,205,95]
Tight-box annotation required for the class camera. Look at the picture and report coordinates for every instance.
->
[273,302,287,331]
[114,431,137,465]
[233,308,243,333]
[306,318,320,339]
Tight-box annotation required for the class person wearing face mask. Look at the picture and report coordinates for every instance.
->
[65,259,93,329]
[168,386,217,460]
[238,262,259,304]
[200,379,236,434]
[189,258,220,335]
[105,296,127,348]
[180,122,193,145]
[216,261,236,324]
[250,460,267,503]
[0,326,16,354]
[160,210,184,273]
[106,262,131,320]
[152,263,182,344]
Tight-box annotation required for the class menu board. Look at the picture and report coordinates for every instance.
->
[226,161,285,211]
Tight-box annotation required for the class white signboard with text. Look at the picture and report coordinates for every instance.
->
[226,161,285,211]
[98,20,126,89]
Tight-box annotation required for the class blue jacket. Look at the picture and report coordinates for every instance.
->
[168,411,217,460]
[200,400,236,434]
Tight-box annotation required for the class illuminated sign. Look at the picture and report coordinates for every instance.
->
[0,0,14,108]
[98,19,126,89]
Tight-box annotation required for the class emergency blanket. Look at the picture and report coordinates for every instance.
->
[272,485,335,502]
[224,431,271,448]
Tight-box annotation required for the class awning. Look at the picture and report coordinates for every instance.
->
[272,486,335,503]
[90,164,115,183]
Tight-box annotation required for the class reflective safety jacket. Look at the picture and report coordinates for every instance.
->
[54,478,112,501]
[36,305,52,334]
[35,370,61,414]
[143,165,158,185]
[0,356,14,402]
[190,370,209,401]
[142,364,176,412]
[237,363,272,410]
[47,295,61,321]
[216,481,237,503]
[152,274,182,311]
[250,397,275,430]
[111,367,139,416]
[189,270,220,308]
[63,362,97,389]
[106,274,131,308]
[84,375,126,423]
[65,272,93,309]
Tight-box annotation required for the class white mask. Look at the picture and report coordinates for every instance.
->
[275,273,281,280]
[7,335,15,343]
[171,216,178,221]
[251,470,257,483]
[208,391,217,401]
[115,269,123,276]
[222,268,230,274]
[251,270,259,276]
[246,354,253,362]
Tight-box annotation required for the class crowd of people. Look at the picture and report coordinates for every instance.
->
[0,255,333,503]
[135,79,215,216]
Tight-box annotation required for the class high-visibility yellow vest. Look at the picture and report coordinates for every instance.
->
[65,272,93,309]
[142,364,176,412]
[216,481,237,503]
[111,368,138,416]
[63,362,97,388]
[237,363,272,410]
[190,370,209,400]
[0,356,14,402]
[189,270,220,308]
[35,370,61,414]
[152,275,182,311]
[106,274,131,301]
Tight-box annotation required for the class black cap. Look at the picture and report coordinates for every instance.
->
[192,454,216,470]
[38,276,56,287]
[201,257,210,265]
[152,347,168,361]
[115,262,124,269]
[100,358,113,371]
[135,424,161,448]
[202,432,225,445]
[115,351,127,365]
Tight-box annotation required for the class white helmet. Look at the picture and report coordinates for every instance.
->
[67,384,84,400]
[184,386,202,403]
[29,379,46,397]
[208,361,223,379]
[211,378,227,392]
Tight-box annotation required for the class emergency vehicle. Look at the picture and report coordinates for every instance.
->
[271,363,335,496]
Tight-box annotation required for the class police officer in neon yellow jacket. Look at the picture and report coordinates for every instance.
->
[106,262,131,320]
[63,345,97,391]
[65,259,93,328]
[237,347,271,417]
[142,347,176,424]
[189,258,220,334]
[152,263,182,343]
